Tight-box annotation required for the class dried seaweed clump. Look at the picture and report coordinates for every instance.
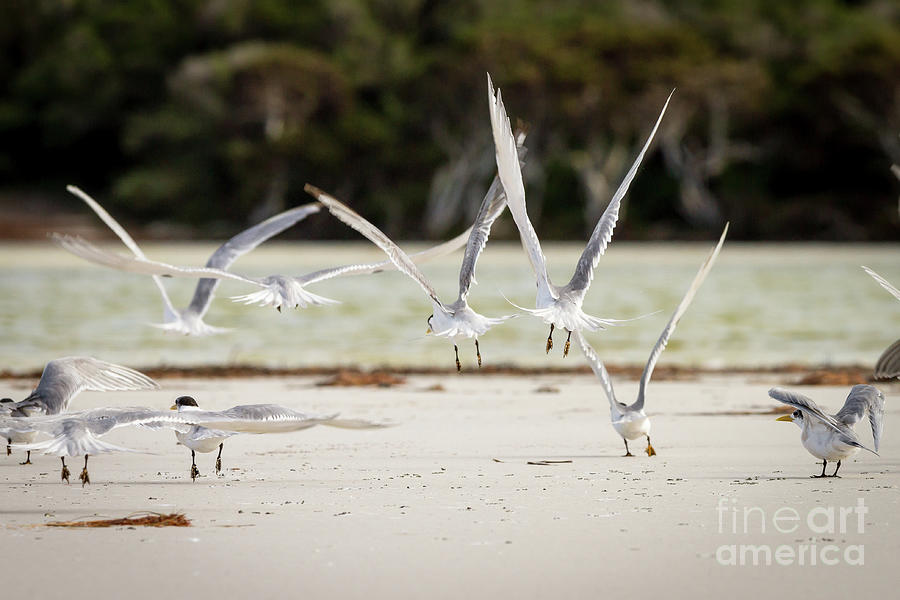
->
[45,512,191,528]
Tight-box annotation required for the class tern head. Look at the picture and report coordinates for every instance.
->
[171,396,200,411]
[426,314,434,335]
[776,410,803,427]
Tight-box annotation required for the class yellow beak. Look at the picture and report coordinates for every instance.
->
[170,404,177,411]
[425,326,432,335]
[775,415,793,422]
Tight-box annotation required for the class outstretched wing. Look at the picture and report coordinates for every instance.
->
[458,130,527,302]
[15,357,158,415]
[487,74,552,298]
[574,330,621,414]
[51,234,265,288]
[186,203,321,318]
[834,384,884,452]
[566,90,674,298]
[862,266,900,302]
[632,224,727,411]
[295,224,473,288]
[305,184,448,312]
[67,185,179,323]
[768,388,845,433]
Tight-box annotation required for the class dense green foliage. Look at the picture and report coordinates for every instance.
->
[1,0,898,240]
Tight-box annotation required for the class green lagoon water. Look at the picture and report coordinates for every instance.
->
[0,240,897,372]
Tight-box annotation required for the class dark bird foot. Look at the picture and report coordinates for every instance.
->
[79,468,90,487]
[191,464,200,481]
[624,452,634,457]
[6,444,10,456]
[19,459,31,466]
[646,444,656,457]
[61,465,70,483]
[215,457,222,474]
[545,338,553,354]
[563,331,571,357]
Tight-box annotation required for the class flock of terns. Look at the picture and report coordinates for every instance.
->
[0,75,892,485]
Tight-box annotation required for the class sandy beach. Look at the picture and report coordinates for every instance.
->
[1,372,896,599]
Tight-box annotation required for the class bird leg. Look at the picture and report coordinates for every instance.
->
[216,443,223,474]
[623,439,633,457]
[563,330,572,357]
[475,339,482,368]
[645,436,657,457]
[813,460,828,478]
[190,449,200,481]
[454,344,461,373]
[79,454,90,487]
[60,457,70,483]
[20,450,31,465]
[830,460,842,478]
[6,438,10,456]
[545,324,555,354]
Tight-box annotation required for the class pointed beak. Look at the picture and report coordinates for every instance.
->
[775,415,793,422]
[425,326,432,335]
[170,404,177,411]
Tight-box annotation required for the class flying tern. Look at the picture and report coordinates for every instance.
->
[488,73,673,356]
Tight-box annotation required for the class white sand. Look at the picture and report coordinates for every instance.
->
[1,374,897,599]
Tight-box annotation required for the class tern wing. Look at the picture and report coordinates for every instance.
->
[67,185,179,323]
[488,74,552,298]
[574,330,621,414]
[834,384,885,452]
[296,224,472,288]
[305,185,448,312]
[186,203,321,318]
[14,357,158,416]
[632,223,727,411]
[565,91,674,299]
[183,404,391,434]
[458,130,526,302]
[874,339,900,379]
[768,388,859,445]
[862,266,900,302]
[52,234,265,288]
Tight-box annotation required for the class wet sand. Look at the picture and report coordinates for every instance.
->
[1,373,897,599]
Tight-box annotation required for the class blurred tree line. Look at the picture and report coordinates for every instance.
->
[1,0,898,240]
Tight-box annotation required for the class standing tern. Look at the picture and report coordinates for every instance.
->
[861,266,900,379]
[1,356,158,467]
[67,185,320,335]
[488,73,673,356]
[575,224,728,456]
[170,396,237,480]
[2,401,391,484]
[771,385,884,477]
[305,132,524,371]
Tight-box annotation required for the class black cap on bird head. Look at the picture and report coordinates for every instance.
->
[0,398,13,403]
[171,395,199,410]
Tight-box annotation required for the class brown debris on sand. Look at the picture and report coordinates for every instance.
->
[44,512,191,528]
[791,368,871,386]
[316,370,406,388]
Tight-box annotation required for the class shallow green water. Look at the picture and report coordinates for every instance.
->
[0,240,897,372]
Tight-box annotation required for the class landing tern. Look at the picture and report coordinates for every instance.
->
[576,224,728,456]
